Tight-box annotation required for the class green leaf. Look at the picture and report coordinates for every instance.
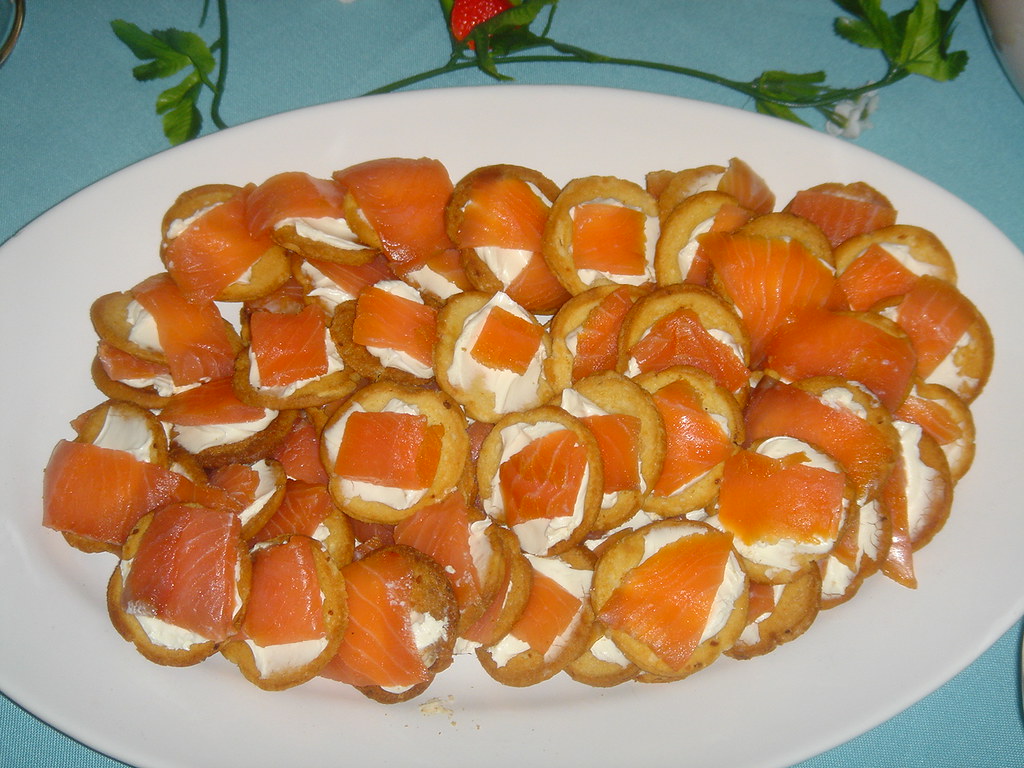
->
[152,28,216,74]
[155,72,202,115]
[832,0,900,57]
[896,0,968,80]
[755,99,811,127]
[111,20,175,60]
[162,96,203,145]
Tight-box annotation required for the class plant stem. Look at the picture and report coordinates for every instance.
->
[367,37,909,111]
[209,0,229,130]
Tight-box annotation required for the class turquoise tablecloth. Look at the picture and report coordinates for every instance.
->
[1,2,1022,766]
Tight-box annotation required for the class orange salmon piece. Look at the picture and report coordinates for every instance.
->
[322,548,428,688]
[244,536,326,646]
[785,184,897,249]
[717,158,775,215]
[333,157,455,274]
[164,187,275,303]
[506,250,572,314]
[306,253,393,298]
[96,341,171,382]
[334,410,442,490]
[394,493,483,611]
[246,278,309,315]
[627,308,750,392]
[717,449,846,545]
[121,503,241,642]
[702,232,839,362]
[42,441,195,547]
[893,394,963,446]
[746,581,777,622]
[500,429,587,525]
[351,284,437,367]
[270,415,328,485]
[599,530,733,669]
[743,378,893,496]
[760,309,916,412]
[572,286,641,381]
[470,305,544,374]
[507,569,582,654]
[456,174,550,251]
[246,171,347,236]
[837,243,919,311]
[893,276,977,378]
[131,273,237,386]
[249,305,330,388]
[572,203,648,276]
[651,381,732,496]
[686,202,755,286]
[581,413,641,493]
[208,463,260,515]
[254,480,334,542]
[160,377,268,427]
[879,461,917,589]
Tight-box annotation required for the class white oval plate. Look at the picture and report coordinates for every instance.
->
[1,85,1022,768]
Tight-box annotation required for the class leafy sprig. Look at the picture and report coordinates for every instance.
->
[371,0,968,134]
[111,0,229,145]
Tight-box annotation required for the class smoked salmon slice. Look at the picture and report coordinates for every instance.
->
[302,253,393,305]
[163,186,276,303]
[598,528,733,670]
[131,273,237,386]
[333,411,443,490]
[43,441,197,549]
[759,308,917,412]
[716,448,846,545]
[120,503,242,642]
[504,568,582,656]
[649,380,733,497]
[159,377,269,427]
[394,493,486,623]
[471,305,545,374]
[701,231,839,362]
[253,480,336,543]
[572,286,644,381]
[580,413,641,494]
[454,172,550,252]
[837,242,920,311]
[321,547,430,689]
[269,414,329,484]
[505,251,573,314]
[245,171,347,237]
[249,305,331,388]
[242,536,328,646]
[743,377,896,500]
[717,158,775,216]
[572,203,648,276]
[784,182,897,248]
[333,157,456,275]
[625,308,750,393]
[351,284,437,368]
[499,429,588,526]
[889,276,979,379]
[96,341,171,383]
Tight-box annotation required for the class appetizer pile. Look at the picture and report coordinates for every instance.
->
[41,156,993,701]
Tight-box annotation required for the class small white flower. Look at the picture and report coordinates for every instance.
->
[825,90,879,139]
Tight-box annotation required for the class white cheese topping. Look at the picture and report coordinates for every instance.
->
[170,408,278,455]
[868,242,947,278]
[299,261,357,311]
[895,420,943,540]
[236,460,281,527]
[277,216,365,250]
[404,263,462,301]
[125,300,163,353]
[165,202,221,240]
[475,246,533,286]
[93,407,157,462]
[246,637,329,678]
[446,292,547,415]
[673,215,716,276]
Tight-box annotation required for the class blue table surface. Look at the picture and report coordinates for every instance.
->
[1,2,1022,767]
